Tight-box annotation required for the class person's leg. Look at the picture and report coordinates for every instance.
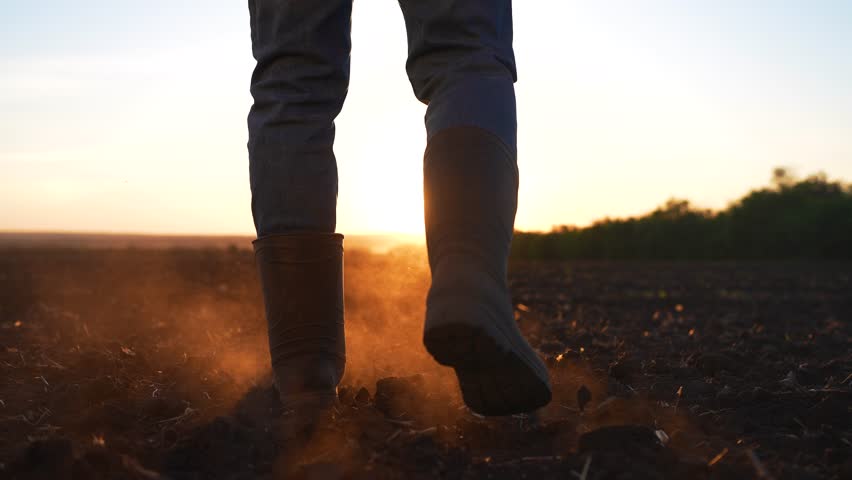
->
[399,0,552,415]
[399,0,518,151]
[248,0,352,236]
[246,0,352,421]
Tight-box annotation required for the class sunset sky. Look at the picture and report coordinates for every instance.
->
[2,1,851,236]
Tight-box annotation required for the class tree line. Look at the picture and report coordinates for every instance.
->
[511,169,852,260]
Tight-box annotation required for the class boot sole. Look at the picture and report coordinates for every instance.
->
[423,299,552,416]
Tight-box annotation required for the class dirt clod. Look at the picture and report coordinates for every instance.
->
[577,385,592,412]
[354,386,371,407]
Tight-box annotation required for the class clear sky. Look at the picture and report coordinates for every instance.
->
[2,1,851,235]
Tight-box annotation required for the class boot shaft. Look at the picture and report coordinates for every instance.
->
[423,126,518,282]
[253,233,345,404]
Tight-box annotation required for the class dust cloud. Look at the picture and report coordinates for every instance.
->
[2,244,461,416]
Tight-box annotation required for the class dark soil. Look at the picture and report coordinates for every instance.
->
[0,247,850,479]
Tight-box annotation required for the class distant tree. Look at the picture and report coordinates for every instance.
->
[511,169,852,260]
[771,167,797,190]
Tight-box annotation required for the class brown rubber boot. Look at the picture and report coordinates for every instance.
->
[253,233,345,430]
[422,126,552,416]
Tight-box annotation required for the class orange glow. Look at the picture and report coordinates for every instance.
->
[708,448,729,467]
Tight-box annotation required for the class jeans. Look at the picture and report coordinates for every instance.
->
[247,0,517,236]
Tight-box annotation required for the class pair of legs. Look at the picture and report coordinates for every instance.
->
[248,0,550,418]
[248,0,518,233]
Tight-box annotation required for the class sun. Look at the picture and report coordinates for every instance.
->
[336,116,428,236]
[359,179,425,235]
[337,159,426,236]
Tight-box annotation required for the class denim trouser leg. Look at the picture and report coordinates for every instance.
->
[247,0,516,236]
[398,0,517,152]
[247,0,352,237]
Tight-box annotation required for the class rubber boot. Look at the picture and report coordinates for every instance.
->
[253,233,345,425]
[422,126,552,416]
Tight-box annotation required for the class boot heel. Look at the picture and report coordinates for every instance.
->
[423,294,551,416]
[423,298,512,367]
